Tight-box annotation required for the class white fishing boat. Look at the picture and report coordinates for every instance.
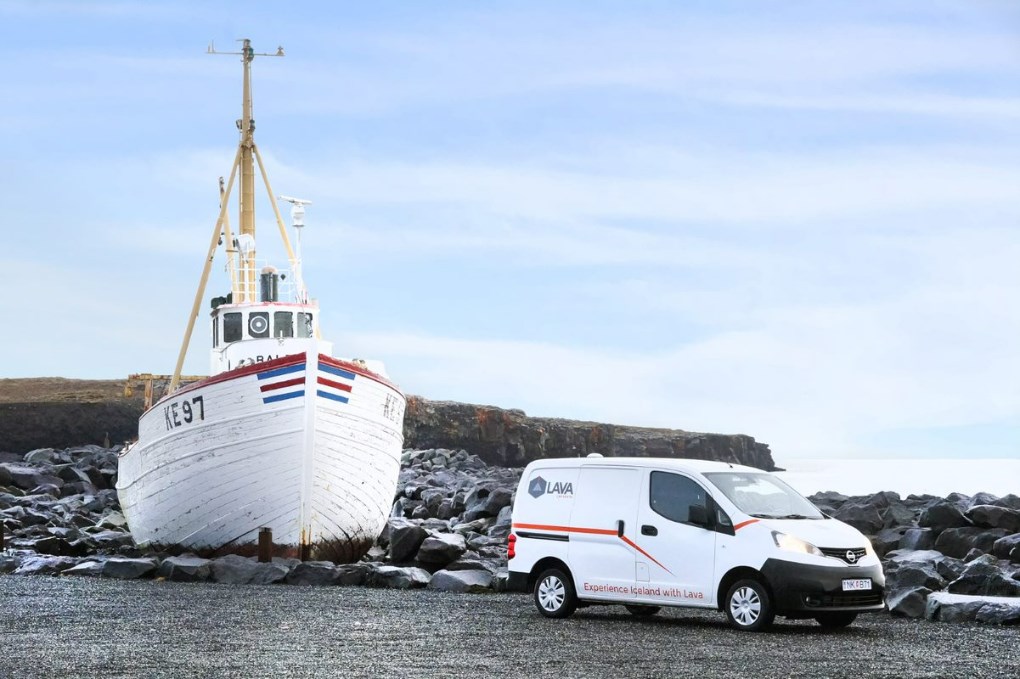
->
[116,40,406,562]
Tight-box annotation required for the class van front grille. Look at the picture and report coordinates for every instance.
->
[819,547,867,565]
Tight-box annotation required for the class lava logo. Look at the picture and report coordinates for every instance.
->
[528,476,574,499]
[528,476,547,498]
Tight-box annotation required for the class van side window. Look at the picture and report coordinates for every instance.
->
[650,471,708,524]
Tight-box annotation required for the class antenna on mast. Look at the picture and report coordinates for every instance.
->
[279,196,312,304]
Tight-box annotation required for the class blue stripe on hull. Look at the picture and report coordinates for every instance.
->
[320,364,357,380]
[317,389,350,404]
[263,390,305,403]
[257,363,306,380]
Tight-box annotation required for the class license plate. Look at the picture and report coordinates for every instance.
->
[842,578,872,591]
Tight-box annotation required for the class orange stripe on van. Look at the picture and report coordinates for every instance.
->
[619,535,674,576]
[512,522,673,575]
[512,522,617,536]
[733,519,760,531]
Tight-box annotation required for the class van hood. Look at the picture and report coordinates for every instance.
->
[757,517,869,549]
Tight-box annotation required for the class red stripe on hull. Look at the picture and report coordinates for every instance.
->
[260,376,304,392]
[317,376,353,392]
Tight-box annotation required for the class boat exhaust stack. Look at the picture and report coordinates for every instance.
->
[260,266,279,303]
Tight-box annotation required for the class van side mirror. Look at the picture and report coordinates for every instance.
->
[688,504,709,527]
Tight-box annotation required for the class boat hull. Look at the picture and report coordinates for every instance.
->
[116,346,406,563]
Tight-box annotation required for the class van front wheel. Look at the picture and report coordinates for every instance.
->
[724,579,774,632]
[534,568,577,619]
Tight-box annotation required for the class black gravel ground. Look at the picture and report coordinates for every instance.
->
[0,577,1016,679]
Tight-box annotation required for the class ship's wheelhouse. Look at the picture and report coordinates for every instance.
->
[212,306,315,347]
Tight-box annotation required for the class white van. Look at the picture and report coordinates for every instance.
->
[507,456,885,631]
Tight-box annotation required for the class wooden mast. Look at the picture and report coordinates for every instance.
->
[168,40,284,394]
[239,39,256,302]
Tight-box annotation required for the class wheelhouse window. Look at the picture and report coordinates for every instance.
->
[223,313,242,343]
[212,316,219,347]
[248,311,270,338]
[297,312,313,338]
[274,311,294,338]
[649,471,708,524]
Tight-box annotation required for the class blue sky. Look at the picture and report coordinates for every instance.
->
[1,1,1018,461]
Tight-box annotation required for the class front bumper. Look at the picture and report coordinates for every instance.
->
[760,558,886,615]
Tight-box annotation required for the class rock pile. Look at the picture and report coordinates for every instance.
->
[0,445,518,594]
[810,490,1020,624]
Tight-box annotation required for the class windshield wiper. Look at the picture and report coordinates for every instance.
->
[772,514,819,520]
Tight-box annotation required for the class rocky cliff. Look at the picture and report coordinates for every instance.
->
[404,397,776,470]
[0,378,775,470]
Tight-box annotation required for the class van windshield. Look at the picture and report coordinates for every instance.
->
[703,472,825,520]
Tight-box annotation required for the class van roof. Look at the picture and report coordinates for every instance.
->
[523,457,768,475]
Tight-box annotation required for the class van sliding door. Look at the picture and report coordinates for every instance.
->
[568,466,639,601]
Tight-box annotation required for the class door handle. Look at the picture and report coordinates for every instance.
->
[617,520,625,537]
[641,525,658,536]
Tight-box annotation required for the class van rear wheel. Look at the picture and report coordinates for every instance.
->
[724,579,774,632]
[815,612,857,628]
[625,605,661,617]
[534,568,577,619]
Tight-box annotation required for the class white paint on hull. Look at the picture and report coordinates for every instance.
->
[116,343,405,561]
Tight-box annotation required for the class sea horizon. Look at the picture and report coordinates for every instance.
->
[775,457,1020,499]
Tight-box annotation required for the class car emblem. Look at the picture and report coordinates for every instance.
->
[846,550,857,563]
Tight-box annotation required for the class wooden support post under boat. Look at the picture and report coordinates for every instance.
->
[257,527,273,563]
[168,146,243,394]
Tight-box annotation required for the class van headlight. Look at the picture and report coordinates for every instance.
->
[771,531,824,557]
[864,539,877,558]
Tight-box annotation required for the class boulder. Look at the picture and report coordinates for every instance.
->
[884,549,964,581]
[918,501,971,533]
[885,562,946,592]
[102,557,158,580]
[870,528,906,558]
[881,503,916,530]
[335,563,372,586]
[209,554,289,585]
[926,592,1020,624]
[97,511,128,530]
[832,503,883,535]
[387,518,428,563]
[416,533,468,565]
[886,586,931,618]
[24,448,71,465]
[0,554,22,573]
[62,560,106,577]
[13,555,79,575]
[992,533,1020,561]
[285,561,341,586]
[488,505,513,539]
[428,569,494,593]
[898,528,935,551]
[934,527,1001,559]
[366,565,431,589]
[975,602,1020,625]
[966,505,1020,533]
[991,494,1020,511]
[946,557,1020,597]
[157,556,212,582]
